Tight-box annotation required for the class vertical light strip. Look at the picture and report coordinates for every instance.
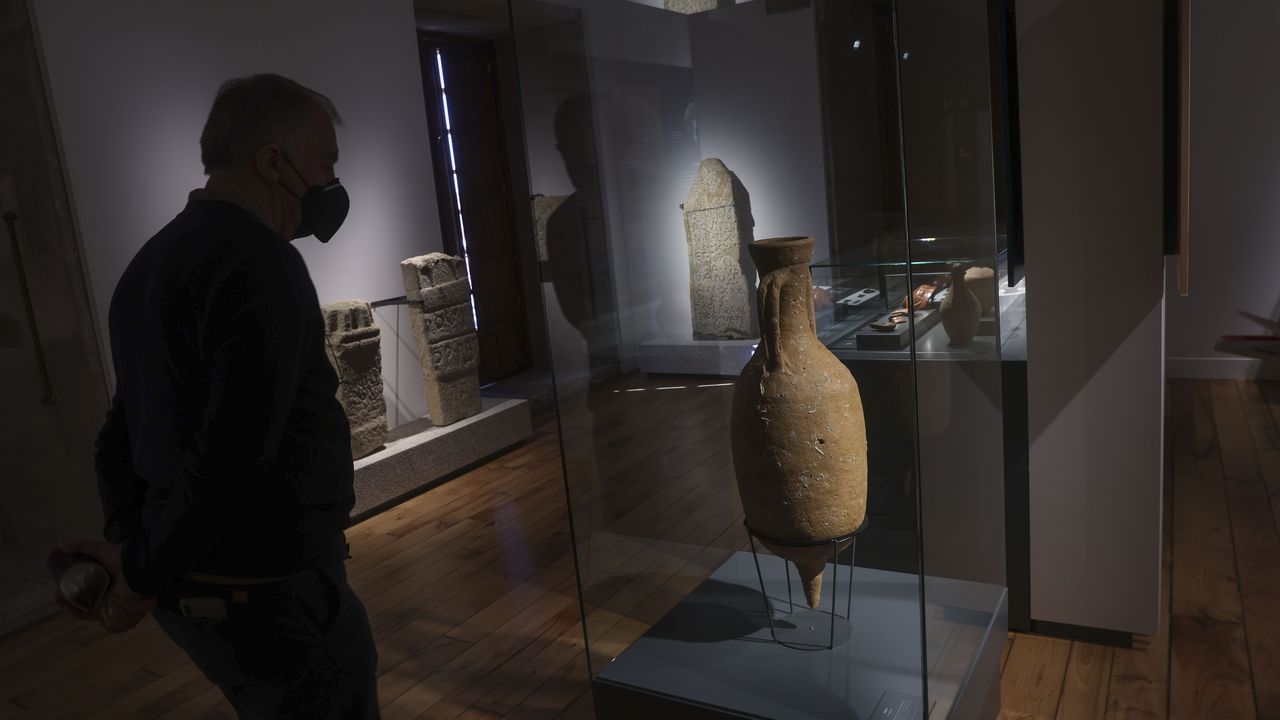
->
[1177,0,1190,296]
[434,49,479,328]
[446,133,459,178]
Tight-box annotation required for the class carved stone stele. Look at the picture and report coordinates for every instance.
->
[321,300,387,459]
[664,0,730,13]
[401,253,482,426]
[682,158,755,339]
[531,194,567,263]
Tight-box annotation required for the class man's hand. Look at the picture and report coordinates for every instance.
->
[57,539,156,633]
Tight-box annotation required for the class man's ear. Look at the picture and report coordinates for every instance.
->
[253,143,283,184]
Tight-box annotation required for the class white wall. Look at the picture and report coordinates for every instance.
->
[31,0,442,426]
[1164,1,1280,379]
[686,2,829,268]
[518,0,826,370]
[1019,0,1165,635]
[632,1,828,345]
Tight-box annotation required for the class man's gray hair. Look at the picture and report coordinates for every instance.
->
[199,73,342,174]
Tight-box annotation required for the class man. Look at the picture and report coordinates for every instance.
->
[58,73,379,719]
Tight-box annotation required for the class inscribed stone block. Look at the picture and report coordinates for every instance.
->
[531,194,567,263]
[682,157,756,339]
[664,0,731,13]
[321,299,387,459]
[401,253,482,426]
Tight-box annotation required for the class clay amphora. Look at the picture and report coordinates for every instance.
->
[730,237,868,608]
[940,266,981,347]
[964,265,996,315]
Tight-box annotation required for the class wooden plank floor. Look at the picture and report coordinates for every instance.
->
[1,378,1276,718]
[998,379,1280,720]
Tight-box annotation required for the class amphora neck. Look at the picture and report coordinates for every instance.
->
[749,237,816,372]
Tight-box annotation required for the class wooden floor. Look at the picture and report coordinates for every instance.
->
[0,378,1275,719]
[998,379,1280,720]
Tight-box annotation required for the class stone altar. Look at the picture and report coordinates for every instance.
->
[682,157,755,340]
[400,253,482,426]
[321,300,388,459]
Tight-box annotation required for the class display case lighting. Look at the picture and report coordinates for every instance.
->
[435,48,479,329]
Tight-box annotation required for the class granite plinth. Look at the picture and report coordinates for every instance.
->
[638,335,758,377]
[351,397,532,519]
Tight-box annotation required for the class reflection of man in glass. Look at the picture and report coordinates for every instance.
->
[541,93,621,552]
[544,93,619,381]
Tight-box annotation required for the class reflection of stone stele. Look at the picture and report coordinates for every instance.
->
[664,0,730,13]
[683,157,753,339]
[531,194,567,263]
[321,300,387,459]
[400,253,482,427]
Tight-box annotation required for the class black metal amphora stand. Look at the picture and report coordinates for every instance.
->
[745,520,865,651]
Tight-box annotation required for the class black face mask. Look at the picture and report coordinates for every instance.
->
[282,155,349,243]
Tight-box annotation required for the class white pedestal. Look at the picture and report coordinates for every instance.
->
[638,335,758,377]
[352,397,532,518]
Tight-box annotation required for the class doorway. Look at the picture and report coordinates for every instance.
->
[419,33,534,385]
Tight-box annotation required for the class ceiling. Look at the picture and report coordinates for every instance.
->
[413,0,582,39]
[413,0,512,39]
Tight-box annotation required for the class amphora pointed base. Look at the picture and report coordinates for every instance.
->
[761,541,853,609]
[744,520,864,651]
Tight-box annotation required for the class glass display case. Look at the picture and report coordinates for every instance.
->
[813,240,1026,359]
[509,0,1013,717]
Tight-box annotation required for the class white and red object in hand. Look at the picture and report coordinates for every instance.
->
[46,547,111,612]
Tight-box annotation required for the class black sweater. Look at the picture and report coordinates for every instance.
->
[97,195,353,596]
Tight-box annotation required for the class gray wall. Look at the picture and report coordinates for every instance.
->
[516,0,825,375]
[1164,1,1280,379]
[1019,0,1165,634]
[687,3,828,262]
[30,0,443,428]
[0,0,108,552]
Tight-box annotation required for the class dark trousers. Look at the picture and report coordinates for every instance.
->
[153,564,379,719]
